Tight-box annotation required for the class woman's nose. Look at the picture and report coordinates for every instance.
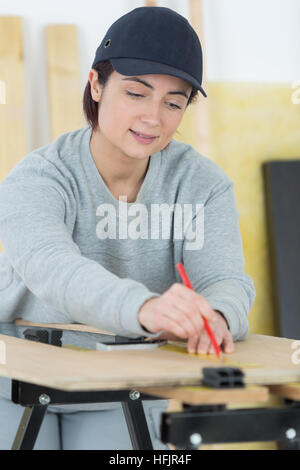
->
[140,103,161,125]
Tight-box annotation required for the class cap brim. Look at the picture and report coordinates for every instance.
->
[199,87,207,98]
[110,58,207,98]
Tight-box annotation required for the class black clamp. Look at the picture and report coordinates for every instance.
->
[23,328,62,347]
[202,367,245,389]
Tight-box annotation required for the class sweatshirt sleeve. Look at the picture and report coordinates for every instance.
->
[182,178,256,341]
[0,160,161,338]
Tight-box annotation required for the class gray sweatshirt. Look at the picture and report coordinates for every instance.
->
[0,126,255,406]
[0,124,255,338]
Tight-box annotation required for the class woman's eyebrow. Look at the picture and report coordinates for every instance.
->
[121,77,189,99]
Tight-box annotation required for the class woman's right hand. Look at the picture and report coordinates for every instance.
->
[138,283,216,341]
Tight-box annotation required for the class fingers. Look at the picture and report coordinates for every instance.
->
[157,314,191,339]
[208,333,224,354]
[170,283,215,322]
[168,297,204,335]
[187,331,212,354]
[196,330,212,354]
[222,329,235,353]
[187,335,199,354]
[160,283,217,340]
[187,329,234,355]
[138,283,221,342]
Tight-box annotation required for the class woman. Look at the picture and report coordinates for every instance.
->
[0,7,255,449]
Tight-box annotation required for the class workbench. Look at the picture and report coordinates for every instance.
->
[0,320,299,450]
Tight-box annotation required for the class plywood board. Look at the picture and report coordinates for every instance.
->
[0,333,299,393]
[208,83,300,338]
[0,16,26,254]
[46,25,83,139]
[14,319,113,335]
[188,0,210,157]
[0,17,26,181]
[268,383,300,401]
[139,385,269,405]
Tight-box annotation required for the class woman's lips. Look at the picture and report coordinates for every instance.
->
[130,129,157,144]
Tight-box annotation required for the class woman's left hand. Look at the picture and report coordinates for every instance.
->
[187,310,234,354]
[156,310,235,354]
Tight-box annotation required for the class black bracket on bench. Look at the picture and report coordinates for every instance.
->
[12,327,159,450]
[23,328,62,347]
[202,367,245,389]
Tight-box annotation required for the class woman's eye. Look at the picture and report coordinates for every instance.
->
[126,91,181,110]
[126,91,143,98]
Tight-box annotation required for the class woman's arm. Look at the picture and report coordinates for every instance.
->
[0,162,161,339]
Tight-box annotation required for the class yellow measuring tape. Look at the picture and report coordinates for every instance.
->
[161,343,263,369]
[63,342,263,368]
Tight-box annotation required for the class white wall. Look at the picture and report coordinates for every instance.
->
[0,0,299,151]
[202,0,300,82]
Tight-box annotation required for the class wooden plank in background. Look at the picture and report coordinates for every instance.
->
[0,16,26,253]
[189,0,210,157]
[46,25,83,140]
[0,17,26,180]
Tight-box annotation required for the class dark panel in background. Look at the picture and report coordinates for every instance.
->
[263,160,300,340]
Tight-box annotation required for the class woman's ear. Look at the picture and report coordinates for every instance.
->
[88,69,102,103]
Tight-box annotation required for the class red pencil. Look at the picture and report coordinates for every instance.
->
[176,262,221,358]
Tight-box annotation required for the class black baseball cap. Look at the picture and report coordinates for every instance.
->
[92,6,207,98]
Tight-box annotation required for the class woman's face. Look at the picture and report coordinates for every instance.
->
[89,69,192,161]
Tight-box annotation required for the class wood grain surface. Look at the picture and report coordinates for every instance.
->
[0,333,299,396]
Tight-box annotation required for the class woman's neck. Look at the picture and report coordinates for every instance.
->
[89,129,150,200]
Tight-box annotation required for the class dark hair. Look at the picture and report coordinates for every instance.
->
[83,60,200,132]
